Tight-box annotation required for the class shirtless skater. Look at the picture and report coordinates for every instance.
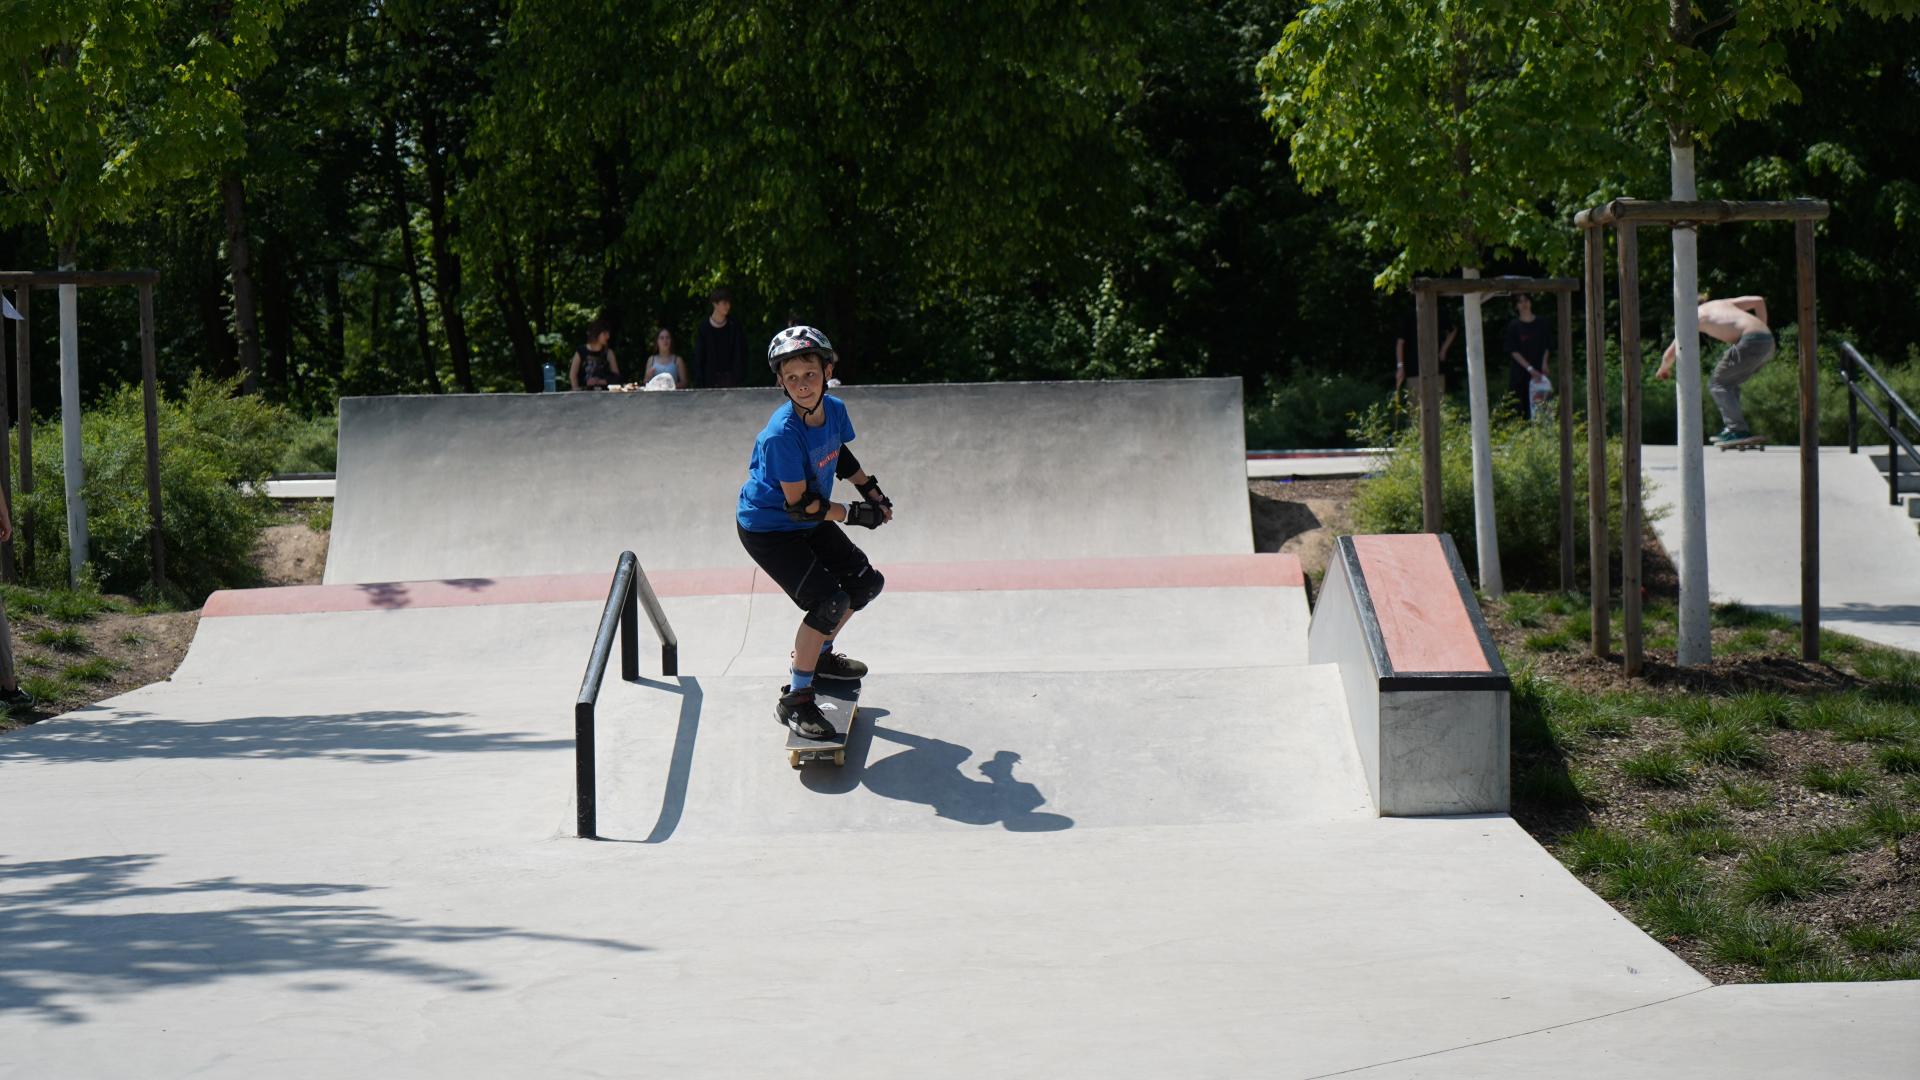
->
[1655,295,1773,445]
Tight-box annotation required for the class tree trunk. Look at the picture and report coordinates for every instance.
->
[324,262,346,377]
[258,232,292,399]
[56,241,89,583]
[1668,0,1710,666]
[421,105,475,393]
[385,119,441,394]
[1450,30,1503,595]
[492,258,543,392]
[593,148,626,334]
[221,171,262,395]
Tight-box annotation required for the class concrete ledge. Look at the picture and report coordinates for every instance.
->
[1308,534,1510,816]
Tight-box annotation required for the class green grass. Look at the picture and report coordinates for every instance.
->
[1718,779,1772,810]
[1523,628,1574,653]
[1862,798,1918,842]
[1553,695,1641,742]
[1665,695,1720,735]
[305,501,334,533]
[1842,918,1919,955]
[1641,891,1730,940]
[1503,593,1549,628]
[18,654,51,671]
[1710,909,1824,972]
[1720,691,1800,731]
[1874,744,1920,775]
[1684,720,1770,769]
[1736,841,1849,905]
[1542,592,1584,617]
[1512,761,1589,808]
[60,657,120,685]
[1623,747,1693,788]
[1800,763,1874,797]
[1832,708,1915,745]
[1854,647,1920,685]
[1724,627,1775,654]
[17,674,69,705]
[1712,602,1795,630]
[117,630,147,647]
[1560,827,1637,876]
[27,627,89,654]
[1802,821,1879,856]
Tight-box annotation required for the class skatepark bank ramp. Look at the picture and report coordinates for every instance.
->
[325,378,1253,584]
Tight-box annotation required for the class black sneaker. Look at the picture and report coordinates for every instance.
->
[776,685,835,740]
[0,685,36,712]
[814,651,868,682]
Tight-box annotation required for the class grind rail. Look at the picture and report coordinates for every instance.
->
[1841,342,1920,510]
[575,551,678,839]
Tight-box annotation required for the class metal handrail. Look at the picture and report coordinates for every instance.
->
[575,551,679,839]
[1840,342,1920,507]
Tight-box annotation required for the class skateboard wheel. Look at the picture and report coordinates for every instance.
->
[833,749,846,767]
[788,751,802,770]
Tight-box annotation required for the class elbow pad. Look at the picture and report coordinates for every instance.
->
[835,446,863,480]
[785,491,831,522]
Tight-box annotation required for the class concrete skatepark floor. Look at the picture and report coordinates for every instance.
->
[2,386,1916,1076]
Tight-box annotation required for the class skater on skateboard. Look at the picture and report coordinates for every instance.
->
[1655,295,1774,446]
[736,326,895,739]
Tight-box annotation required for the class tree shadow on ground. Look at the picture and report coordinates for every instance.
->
[0,853,646,1025]
[0,707,570,765]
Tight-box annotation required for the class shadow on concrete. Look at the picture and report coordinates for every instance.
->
[351,578,498,609]
[634,675,704,844]
[849,721,1073,832]
[0,853,645,1025]
[0,708,569,765]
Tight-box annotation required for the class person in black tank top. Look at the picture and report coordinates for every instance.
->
[570,318,622,390]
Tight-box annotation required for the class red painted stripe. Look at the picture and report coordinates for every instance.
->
[1350,535,1490,674]
[203,554,1303,617]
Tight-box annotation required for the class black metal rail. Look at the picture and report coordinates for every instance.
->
[576,551,678,839]
[1841,342,1920,507]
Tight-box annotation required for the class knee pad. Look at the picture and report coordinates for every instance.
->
[804,589,851,633]
[846,566,886,611]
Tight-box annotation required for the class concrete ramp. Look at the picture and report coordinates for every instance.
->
[325,379,1252,584]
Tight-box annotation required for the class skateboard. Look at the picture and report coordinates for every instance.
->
[785,680,859,769]
[1717,436,1765,452]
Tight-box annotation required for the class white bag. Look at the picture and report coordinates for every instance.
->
[644,372,678,392]
[1528,371,1554,413]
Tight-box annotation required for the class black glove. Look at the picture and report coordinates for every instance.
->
[844,500,887,529]
[856,474,892,509]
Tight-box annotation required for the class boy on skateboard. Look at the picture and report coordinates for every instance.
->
[736,326,895,739]
[1655,295,1773,445]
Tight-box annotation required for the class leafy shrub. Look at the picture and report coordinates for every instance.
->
[17,374,290,603]
[277,414,339,474]
[1345,401,1629,588]
[1245,368,1390,449]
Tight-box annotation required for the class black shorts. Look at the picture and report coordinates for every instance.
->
[737,522,874,612]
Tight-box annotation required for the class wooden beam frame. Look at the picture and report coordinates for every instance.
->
[1,269,167,591]
[1573,198,1827,667]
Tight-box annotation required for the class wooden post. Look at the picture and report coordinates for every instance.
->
[1583,225,1610,655]
[1556,291,1576,594]
[1796,219,1820,661]
[1617,225,1644,674]
[1417,289,1444,532]
[0,293,14,583]
[13,287,29,579]
[138,284,167,591]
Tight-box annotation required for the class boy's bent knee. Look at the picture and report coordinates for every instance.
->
[846,566,885,611]
[804,590,851,633]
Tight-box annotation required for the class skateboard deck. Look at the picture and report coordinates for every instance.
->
[785,680,859,769]
[1718,437,1765,451]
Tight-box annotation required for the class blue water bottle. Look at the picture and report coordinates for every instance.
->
[542,362,557,393]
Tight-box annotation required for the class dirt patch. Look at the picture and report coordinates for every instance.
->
[253,520,330,587]
[1249,478,1359,584]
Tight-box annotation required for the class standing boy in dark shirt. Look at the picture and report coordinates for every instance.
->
[694,286,748,388]
[1501,293,1551,419]
[736,326,896,738]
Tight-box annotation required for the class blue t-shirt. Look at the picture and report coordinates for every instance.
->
[737,397,857,532]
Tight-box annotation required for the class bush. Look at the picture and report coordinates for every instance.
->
[1346,401,1630,589]
[1245,368,1390,449]
[17,374,291,603]
[277,414,339,474]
